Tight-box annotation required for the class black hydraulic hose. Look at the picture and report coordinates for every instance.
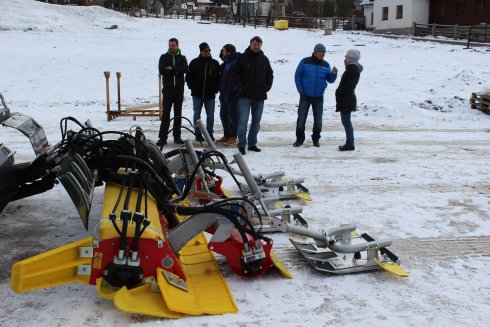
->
[173,204,257,245]
[131,212,143,254]
[147,181,180,228]
[90,155,175,196]
[89,139,134,156]
[142,140,180,195]
[176,150,244,202]
[123,171,134,211]
[208,197,262,232]
[134,178,144,213]
[204,151,246,194]
[119,171,134,254]
[60,117,84,141]
[112,166,128,214]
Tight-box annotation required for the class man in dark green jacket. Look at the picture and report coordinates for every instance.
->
[157,38,188,146]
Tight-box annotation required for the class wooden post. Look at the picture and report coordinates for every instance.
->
[159,74,163,120]
[432,24,436,37]
[104,71,111,121]
[466,26,473,49]
[116,72,121,112]
[453,24,458,39]
[411,22,416,36]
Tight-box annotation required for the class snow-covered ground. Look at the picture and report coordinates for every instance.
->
[1,1,490,326]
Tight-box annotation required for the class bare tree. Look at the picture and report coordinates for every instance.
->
[336,0,356,17]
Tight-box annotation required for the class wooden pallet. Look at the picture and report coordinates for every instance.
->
[108,103,162,121]
[105,72,163,121]
[470,92,490,114]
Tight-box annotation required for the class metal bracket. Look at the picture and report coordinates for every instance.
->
[162,269,188,292]
[78,246,93,258]
[77,264,92,276]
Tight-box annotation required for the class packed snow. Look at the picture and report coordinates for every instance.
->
[1,1,490,326]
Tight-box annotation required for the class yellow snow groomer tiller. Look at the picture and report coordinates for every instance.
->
[1,93,407,319]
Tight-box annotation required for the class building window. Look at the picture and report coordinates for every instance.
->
[476,0,485,14]
[456,1,465,16]
[396,5,403,19]
[382,7,388,20]
[439,4,446,17]
[371,12,373,25]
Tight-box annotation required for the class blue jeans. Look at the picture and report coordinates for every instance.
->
[295,94,324,143]
[340,111,354,147]
[192,96,215,138]
[237,98,264,148]
[219,94,238,138]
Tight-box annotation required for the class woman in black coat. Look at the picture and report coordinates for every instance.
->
[335,49,363,151]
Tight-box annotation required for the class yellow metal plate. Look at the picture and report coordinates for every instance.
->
[95,277,120,300]
[157,232,238,315]
[220,186,235,199]
[295,193,312,201]
[113,283,181,318]
[11,237,93,293]
[374,259,409,277]
[270,250,293,279]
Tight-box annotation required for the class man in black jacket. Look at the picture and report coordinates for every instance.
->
[157,38,188,146]
[234,36,274,155]
[186,42,221,141]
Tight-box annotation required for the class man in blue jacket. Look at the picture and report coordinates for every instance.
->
[293,43,337,147]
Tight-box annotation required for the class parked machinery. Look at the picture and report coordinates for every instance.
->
[1,92,407,318]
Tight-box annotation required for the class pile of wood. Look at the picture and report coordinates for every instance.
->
[470,92,490,114]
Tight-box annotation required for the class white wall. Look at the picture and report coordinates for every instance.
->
[372,0,428,31]
[363,5,374,28]
[412,0,429,25]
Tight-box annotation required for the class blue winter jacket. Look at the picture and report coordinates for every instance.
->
[294,55,337,97]
[220,51,241,96]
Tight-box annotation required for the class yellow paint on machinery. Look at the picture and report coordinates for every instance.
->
[99,182,164,240]
[374,259,409,277]
[11,181,239,318]
[270,250,293,279]
[11,237,93,293]
[114,283,182,318]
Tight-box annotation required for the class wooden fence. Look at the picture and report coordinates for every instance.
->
[412,23,489,44]
[159,9,365,31]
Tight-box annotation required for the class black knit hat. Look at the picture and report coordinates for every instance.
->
[199,42,210,51]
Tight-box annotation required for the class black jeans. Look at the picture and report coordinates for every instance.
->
[159,87,184,140]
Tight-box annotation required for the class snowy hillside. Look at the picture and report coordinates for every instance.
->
[1,1,490,326]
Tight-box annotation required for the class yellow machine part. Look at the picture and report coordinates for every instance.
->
[11,237,93,293]
[295,192,312,201]
[99,182,164,241]
[96,276,120,300]
[270,250,293,279]
[374,259,409,277]
[111,233,238,317]
[103,195,237,317]
[11,185,239,317]
[114,283,182,319]
[157,234,239,315]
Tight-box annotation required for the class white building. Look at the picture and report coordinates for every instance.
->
[360,0,429,34]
